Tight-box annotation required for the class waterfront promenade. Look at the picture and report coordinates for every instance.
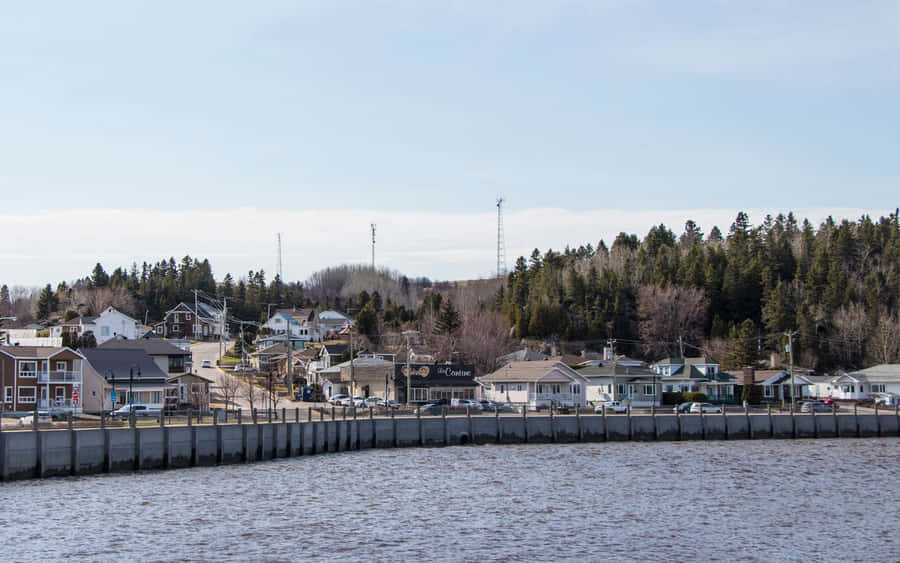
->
[2,405,899,481]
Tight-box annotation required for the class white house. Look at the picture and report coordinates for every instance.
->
[479,360,587,409]
[812,365,900,405]
[317,310,354,336]
[92,307,143,344]
[262,311,315,343]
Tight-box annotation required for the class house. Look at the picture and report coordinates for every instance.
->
[261,308,316,342]
[2,328,62,347]
[166,372,215,411]
[0,346,85,414]
[338,355,395,399]
[577,361,659,407]
[752,369,816,402]
[650,356,740,403]
[50,317,97,341]
[90,306,143,344]
[80,348,172,411]
[153,302,223,341]
[809,365,900,404]
[394,363,478,404]
[98,338,192,375]
[316,310,354,336]
[479,360,587,409]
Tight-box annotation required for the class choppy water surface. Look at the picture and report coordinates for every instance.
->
[1,439,898,562]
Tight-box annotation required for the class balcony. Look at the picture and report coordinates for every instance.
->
[37,371,82,384]
[39,398,79,411]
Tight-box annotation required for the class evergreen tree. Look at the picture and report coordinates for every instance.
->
[36,284,58,319]
[433,298,461,335]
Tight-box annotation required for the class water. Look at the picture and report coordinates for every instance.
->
[1,439,898,562]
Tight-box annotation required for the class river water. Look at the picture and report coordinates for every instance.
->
[1,438,898,562]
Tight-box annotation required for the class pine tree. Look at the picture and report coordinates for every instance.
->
[433,298,461,335]
[0,284,11,316]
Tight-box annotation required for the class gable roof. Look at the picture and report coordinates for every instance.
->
[497,348,550,366]
[322,344,348,357]
[98,338,190,357]
[80,348,169,383]
[577,363,655,378]
[847,364,900,383]
[0,346,84,360]
[480,360,587,384]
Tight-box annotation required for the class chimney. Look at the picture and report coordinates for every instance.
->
[603,347,614,361]
[742,366,755,386]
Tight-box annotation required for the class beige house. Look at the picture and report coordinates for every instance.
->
[479,360,587,409]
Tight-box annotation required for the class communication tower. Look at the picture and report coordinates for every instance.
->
[496,197,507,278]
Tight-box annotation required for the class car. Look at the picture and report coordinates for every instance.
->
[689,403,722,414]
[451,399,482,410]
[109,404,161,420]
[376,399,400,409]
[673,402,694,414]
[201,359,212,368]
[329,394,350,405]
[801,401,838,413]
[233,364,253,372]
[19,411,53,426]
[415,403,445,415]
[595,401,628,414]
[355,397,379,408]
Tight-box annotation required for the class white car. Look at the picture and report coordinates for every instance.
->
[595,401,628,413]
[110,404,161,420]
[451,399,482,410]
[201,359,213,368]
[689,402,722,414]
[329,394,350,405]
[19,411,52,426]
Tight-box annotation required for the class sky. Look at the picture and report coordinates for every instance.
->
[1,1,897,287]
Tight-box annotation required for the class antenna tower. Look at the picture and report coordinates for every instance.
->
[276,233,283,280]
[496,197,507,278]
[371,223,376,270]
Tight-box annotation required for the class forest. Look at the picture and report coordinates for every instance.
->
[2,210,899,374]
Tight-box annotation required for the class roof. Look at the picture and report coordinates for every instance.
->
[497,348,550,365]
[577,363,655,378]
[98,338,190,357]
[0,346,83,359]
[167,372,215,384]
[80,348,170,383]
[322,344,348,356]
[318,310,349,320]
[480,360,587,384]
[849,364,900,382]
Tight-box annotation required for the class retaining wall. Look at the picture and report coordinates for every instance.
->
[1,410,898,481]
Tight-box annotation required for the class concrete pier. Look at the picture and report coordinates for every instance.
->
[0,411,897,481]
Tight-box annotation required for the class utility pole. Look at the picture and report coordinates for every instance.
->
[219,297,230,362]
[678,335,684,358]
[786,331,797,412]
[192,289,201,340]
[608,338,617,401]
[403,330,418,407]
[349,323,355,400]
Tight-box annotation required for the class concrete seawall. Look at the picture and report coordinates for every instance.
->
[2,410,898,481]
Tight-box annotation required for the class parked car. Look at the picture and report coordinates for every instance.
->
[451,399,482,410]
[673,402,694,414]
[329,394,350,405]
[109,404,160,420]
[689,403,722,414]
[801,401,838,413]
[201,359,212,368]
[595,401,628,414]
[355,397,379,408]
[415,403,445,415]
[376,399,400,409]
[19,411,52,426]
[233,364,253,372]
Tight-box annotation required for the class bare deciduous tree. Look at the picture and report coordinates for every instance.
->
[457,309,517,375]
[219,373,242,411]
[834,303,869,368]
[638,284,709,359]
[868,314,900,365]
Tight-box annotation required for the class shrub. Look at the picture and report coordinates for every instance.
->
[682,392,708,403]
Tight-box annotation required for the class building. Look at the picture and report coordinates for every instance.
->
[808,365,900,405]
[316,310,353,337]
[167,372,215,411]
[90,306,143,344]
[261,308,317,342]
[577,361,660,407]
[80,348,172,411]
[0,346,85,415]
[395,363,479,404]
[153,302,223,341]
[50,317,96,341]
[98,338,192,375]
[496,348,550,367]
[479,360,587,409]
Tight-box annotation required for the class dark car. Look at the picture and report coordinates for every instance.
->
[673,402,693,414]
[415,403,445,415]
[801,401,838,413]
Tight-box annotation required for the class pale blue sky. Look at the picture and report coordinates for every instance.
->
[1,2,897,284]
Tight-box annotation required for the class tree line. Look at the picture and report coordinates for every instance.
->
[496,211,900,371]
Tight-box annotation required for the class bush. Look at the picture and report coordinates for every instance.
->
[661,392,682,405]
[682,392,708,403]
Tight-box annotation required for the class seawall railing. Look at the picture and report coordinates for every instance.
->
[1,405,898,481]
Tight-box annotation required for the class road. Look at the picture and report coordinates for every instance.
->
[190,340,326,411]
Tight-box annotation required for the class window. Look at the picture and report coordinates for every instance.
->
[551,384,561,394]
[616,383,626,396]
[627,385,635,397]
[18,387,36,404]
[872,384,886,393]
[18,361,37,377]
[570,383,581,395]
[101,326,111,337]
[173,314,179,322]
[172,324,180,332]
[517,384,523,391]
[643,384,655,396]
[56,361,67,372]
[411,388,428,401]
[499,384,505,393]
[156,326,164,334]
[764,386,774,398]
[3,387,11,403]
[186,313,192,320]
